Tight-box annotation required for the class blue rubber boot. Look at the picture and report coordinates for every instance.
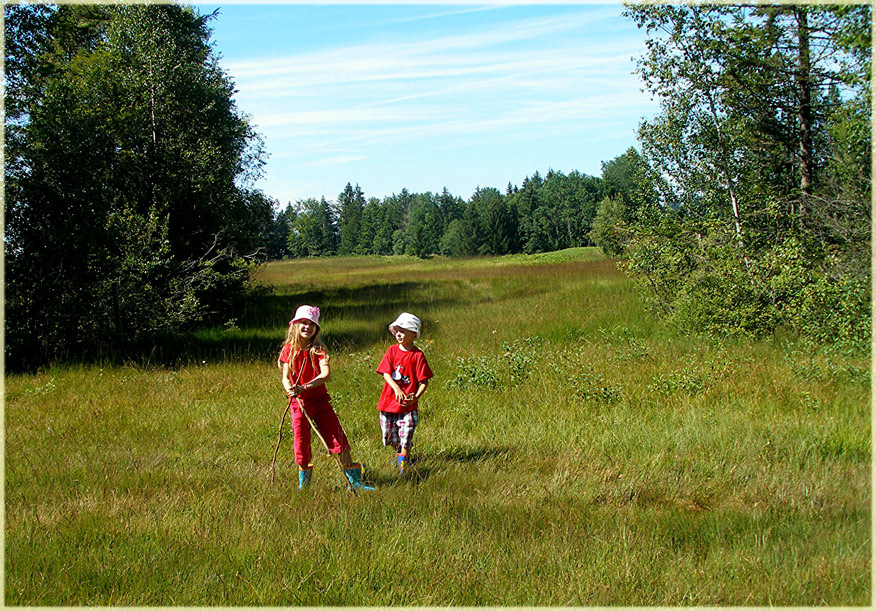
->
[397,453,407,474]
[344,462,375,491]
[298,465,313,490]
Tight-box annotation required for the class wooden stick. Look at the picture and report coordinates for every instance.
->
[270,400,289,485]
[270,363,304,485]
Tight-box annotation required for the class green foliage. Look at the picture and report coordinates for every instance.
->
[404,193,443,258]
[567,368,622,404]
[4,4,268,370]
[787,273,871,355]
[103,205,200,336]
[448,335,545,391]
[671,251,780,339]
[789,347,871,385]
[448,338,540,391]
[263,203,296,259]
[439,219,468,257]
[468,187,516,256]
[502,338,536,387]
[272,167,608,262]
[600,147,658,221]
[337,183,365,256]
[589,196,628,257]
[622,201,871,351]
[449,356,499,390]
[507,170,603,254]
[287,197,338,257]
[619,3,871,352]
[824,97,871,202]
[646,367,706,397]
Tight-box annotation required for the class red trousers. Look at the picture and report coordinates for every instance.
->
[289,394,350,466]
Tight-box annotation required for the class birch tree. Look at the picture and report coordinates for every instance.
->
[621,3,870,345]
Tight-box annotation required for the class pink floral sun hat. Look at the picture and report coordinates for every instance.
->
[290,305,320,328]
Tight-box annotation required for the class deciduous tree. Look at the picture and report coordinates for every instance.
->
[4,4,268,368]
[622,3,870,348]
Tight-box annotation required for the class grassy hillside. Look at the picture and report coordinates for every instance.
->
[5,248,870,605]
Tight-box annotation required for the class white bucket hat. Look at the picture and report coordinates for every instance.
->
[290,304,320,328]
[388,312,421,337]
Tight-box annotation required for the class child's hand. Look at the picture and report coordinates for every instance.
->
[394,388,407,405]
[397,392,417,407]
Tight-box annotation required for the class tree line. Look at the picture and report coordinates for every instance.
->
[5,3,869,371]
[263,4,871,351]
[261,162,631,260]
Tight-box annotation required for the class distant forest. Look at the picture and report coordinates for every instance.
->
[5,3,870,370]
[262,158,640,260]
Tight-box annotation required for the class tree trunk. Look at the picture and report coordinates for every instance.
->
[705,94,745,250]
[796,7,813,197]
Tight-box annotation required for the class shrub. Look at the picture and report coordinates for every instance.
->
[589,196,629,256]
[567,369,622,404]
[450,356,499,389]
[621,211,871,353]
[502,338,540,386]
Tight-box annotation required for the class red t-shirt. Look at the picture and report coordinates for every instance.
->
[376,344,433,414]
[279,344,329,402]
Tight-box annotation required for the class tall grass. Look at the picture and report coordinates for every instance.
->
[5,248,870,605]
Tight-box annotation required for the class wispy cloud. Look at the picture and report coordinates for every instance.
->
[224,8,628,84]
[205,4,655,202]
[379,4,508,25]
[303,154,370,168]
[240,50,647,148]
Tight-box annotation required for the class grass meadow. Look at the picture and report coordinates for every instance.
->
[5,248,871,605]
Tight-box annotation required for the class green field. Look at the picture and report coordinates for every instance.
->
[5,248,871,605]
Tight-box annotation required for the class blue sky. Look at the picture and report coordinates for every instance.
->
[192,2,659,207]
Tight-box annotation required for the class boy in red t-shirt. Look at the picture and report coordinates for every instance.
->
[376,312,433,474]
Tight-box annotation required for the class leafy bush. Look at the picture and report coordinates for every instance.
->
[589,196,629,256]
[788,275,871,354]
[567,369,622,404]
[647,367,706,396]
[622,212,871,352]
[502,338,540,386]
[450,356,499,389]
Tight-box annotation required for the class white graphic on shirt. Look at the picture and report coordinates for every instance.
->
[392,365,410,386]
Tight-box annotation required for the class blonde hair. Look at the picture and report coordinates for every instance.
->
[283,320,328,371]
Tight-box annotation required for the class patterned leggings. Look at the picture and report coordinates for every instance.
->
[379,410,418,450]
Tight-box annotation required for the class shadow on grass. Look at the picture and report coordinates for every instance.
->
[132,331,282,368]
[430,446,515,463]
[124,280,464,368]
[367,445,515,487]
[239,281,435,329]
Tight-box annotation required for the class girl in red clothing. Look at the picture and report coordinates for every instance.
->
[376,312,433,474]
[279,305,373,491]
